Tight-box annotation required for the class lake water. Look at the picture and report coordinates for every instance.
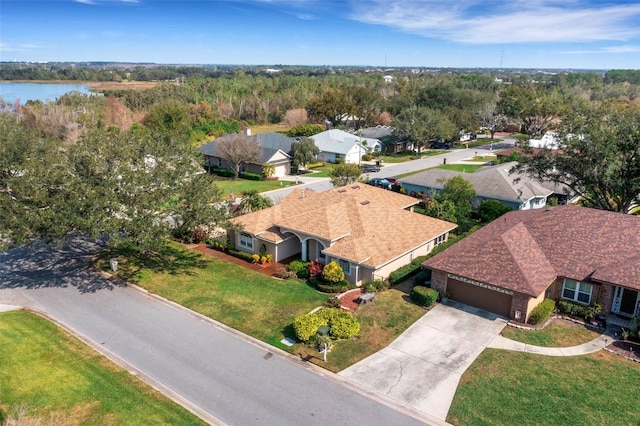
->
[0,82,94,104]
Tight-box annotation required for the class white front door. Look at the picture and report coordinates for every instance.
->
[612,286,640,317]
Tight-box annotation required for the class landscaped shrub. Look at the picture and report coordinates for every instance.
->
[307,260,323,278]
[251,253,260,263]
[207,166,235,177]
[227,248,255,262]
[557,300,602,319]
[361,279,390,293]
[274,268,296,279]
[292,313,327,342]
[361,154,373,161]
[322,261,345,283]
[313,278,352,293]
[529,298,556,325]
[240,171,263,181]
[315,308,360,339]
[410,286,439,307]
[328,313,360,339]
[325,296,342,309]
[414,269,432,286]
[287,259,309,278]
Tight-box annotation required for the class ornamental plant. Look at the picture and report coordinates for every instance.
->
[251,253,260,263]
[307,260,323,278]
[322,261,345,283]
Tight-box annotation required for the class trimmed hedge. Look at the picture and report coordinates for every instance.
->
[292,308,360,342]
[410,286,439,307]
[293,313,327,342]
[388,232,467,285]
[227,248,255,262]
[557,300,602,319]
[312,278,352,293]
[240,171,263,181]
[287,259,309,279]
[529,298,555,325]
[207,166,235,177]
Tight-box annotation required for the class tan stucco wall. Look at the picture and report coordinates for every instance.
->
[274,237,300,261]
[524,291,547,323]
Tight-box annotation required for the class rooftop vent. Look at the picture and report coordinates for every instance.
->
[338,189,347,193]
[351,185,360,189]
[360,200,370,205]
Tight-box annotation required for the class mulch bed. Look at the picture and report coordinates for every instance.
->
[606,340,640,363]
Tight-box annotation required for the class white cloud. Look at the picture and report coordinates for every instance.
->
[561,45,640,55]
[0,42,42,52]
[349,0,640,44]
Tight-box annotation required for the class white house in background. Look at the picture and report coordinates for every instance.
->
[529,132,561,150]
[310,129,381,164]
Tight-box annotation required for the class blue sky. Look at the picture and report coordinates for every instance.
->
[1,0,639,69]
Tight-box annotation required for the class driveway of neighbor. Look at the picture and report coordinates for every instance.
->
[339,301,508,421]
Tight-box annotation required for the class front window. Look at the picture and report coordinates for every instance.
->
[338,259,351,276]
[239,232,253,250]
[562,279,592,304]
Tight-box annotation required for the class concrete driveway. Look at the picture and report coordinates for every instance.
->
[339,301,507,421]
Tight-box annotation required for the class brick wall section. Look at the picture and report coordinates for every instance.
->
[432,269,447,294]
[510,292,530,323]
[598,283,614,316]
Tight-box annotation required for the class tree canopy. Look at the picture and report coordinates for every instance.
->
[329,163,363,187]
[0,111,231,252]
[514,101,640,214]
[215,134,261,179]
[291,137,320,170]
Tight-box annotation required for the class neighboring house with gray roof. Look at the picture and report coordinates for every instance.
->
[199,131,295,178]
[311,129,381,164]
[229,184,457,285]
[423,206,640,324]
[358,126,414,153]
[402,162,570,211]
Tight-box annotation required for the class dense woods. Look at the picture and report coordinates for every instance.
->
[1,63,639,250]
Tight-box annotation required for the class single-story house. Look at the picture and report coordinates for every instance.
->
[423,206,640,323]
[311,129,381,164]
[358,126,414,154]
[199,131,295,178]
[401,161,572,210]
[230,184,457,285]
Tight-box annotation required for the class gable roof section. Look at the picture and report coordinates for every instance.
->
[232,184,457,268]
[311,129,377,155]
[198,132,294,164]
[423,206,640,296]
[403,162,553,203]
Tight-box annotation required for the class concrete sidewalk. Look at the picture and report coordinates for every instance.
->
[488,331,611,356]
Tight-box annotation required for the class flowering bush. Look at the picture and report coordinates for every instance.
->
[251,254,260,263]
[308,260,323,278]
[322,261,345,283]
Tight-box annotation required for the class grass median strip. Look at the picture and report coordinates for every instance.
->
[0,310,206,425]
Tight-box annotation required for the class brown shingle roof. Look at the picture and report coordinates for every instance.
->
[423,206,640,296]
[232,185,457,268]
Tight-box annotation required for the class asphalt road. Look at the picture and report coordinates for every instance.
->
[265,138,515,202]
[0,238,430,426]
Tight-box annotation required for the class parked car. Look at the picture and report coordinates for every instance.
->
[432,140,453,149]
[386,177,401,187]
[366,178,391,189]
[362,164,380,172]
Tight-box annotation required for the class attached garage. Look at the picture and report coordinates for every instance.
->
[447,275,512,318]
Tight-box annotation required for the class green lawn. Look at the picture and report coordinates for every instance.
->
[292,287,426,372]
[448,349,640,425]
[212,176,291,195]
[0,310,206,426]
[97,243,328,349]
[501,320,601,347]
[97,244,427,369]
[437,164,485,173]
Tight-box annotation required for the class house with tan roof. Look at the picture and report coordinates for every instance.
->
[423,206,640,324]
[230,184,457,285]
[310,129,381,164]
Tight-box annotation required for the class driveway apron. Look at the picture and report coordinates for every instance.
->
[339,301,507,421]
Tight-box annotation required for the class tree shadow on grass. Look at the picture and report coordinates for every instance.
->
[0,237,211,294]
[94,243,212,283]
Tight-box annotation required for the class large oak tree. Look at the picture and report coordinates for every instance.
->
[514,101,640,214]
